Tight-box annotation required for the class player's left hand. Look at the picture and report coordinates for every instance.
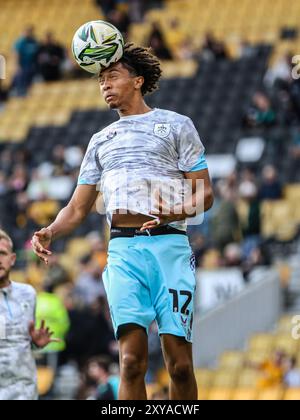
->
[140,191,184,232]
[29,320,61,349]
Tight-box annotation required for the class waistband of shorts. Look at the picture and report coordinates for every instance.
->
[110,225,187,239]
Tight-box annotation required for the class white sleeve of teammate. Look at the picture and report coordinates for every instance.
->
[78,135,103,185]
[176,117,205,172]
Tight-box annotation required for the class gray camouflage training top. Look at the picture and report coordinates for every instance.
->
[0,282,37,400]
[78,108,205,230]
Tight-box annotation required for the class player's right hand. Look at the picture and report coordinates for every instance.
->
[31,228,53,265]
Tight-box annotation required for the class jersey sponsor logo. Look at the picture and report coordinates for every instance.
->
[154,123,171,138]
[107,130,117,140]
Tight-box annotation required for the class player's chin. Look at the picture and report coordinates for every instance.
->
[108,102,119,109]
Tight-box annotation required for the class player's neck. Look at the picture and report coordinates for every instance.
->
[118,99,152,118]
[0,277,10,289]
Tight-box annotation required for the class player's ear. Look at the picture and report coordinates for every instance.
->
[134,76,144,91]
[10,253,16,268]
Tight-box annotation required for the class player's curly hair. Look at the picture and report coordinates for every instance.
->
[118,43,162,96]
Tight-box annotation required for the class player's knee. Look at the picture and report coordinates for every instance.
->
[168,360,194,383]
[121,353,148,382]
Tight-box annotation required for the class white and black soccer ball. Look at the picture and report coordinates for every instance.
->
[72,20,125,74]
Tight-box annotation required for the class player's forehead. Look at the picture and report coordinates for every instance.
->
[99,62,127,78]
[0,239,12,254]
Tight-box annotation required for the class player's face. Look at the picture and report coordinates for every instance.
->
[0,240,16,282]
[99,63,140,109]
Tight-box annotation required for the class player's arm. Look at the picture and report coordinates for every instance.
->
[31,185,98,264]
[183,167,214,215]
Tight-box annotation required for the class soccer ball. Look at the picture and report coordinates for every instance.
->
[72,20,125,74]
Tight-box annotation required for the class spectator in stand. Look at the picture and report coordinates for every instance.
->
[107,9,131,38]
[289,128,300,181]
[238,169,261,259]
[283,356,300,388]
[85,231,107,272]
[8,164,28,193]
[148,23,173,60]
[223,243,242,267]
[74,254,105,307]
[96,0,116,16]
[264,52,293,89]
[85,356,119,400]
[211,180,241,251]
[12,26,40,96]
[243,92,276,128]
[259,165,282,200]
[0,171,7,197]
[201,32,229,61]
[0,81,8,106]
[248,350,286,390]
[38,32,65,82]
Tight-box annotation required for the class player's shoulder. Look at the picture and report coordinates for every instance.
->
[90,120,119,143]
[153,108,191,125]
[12,282,36,298]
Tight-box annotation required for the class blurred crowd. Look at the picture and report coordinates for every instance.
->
[250,350,300,390]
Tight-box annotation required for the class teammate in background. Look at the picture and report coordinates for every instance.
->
[0,229,59,400]
[32,43,214,400]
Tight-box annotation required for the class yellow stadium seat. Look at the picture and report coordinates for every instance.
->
[207,388,232,400]
[231,388,257,400]
[283,388,300,400]
[274,334,299,356]
[37,366,55,396]
[249,334,275,352]
[212,369,238,388]
[198,388,210,400]
[156,368,169,387]
[194,369,214,389]
[237,369,261,388]
[257,387,284,400]
[246,349,272,365]
[67,238,91,260]
[219,351,245,370]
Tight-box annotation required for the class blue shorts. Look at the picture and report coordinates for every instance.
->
[102,233,196,343]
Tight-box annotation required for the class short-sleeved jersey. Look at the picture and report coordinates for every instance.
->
[78,108,206,231]
[0,282,37,400]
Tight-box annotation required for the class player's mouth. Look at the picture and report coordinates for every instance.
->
[105,94,116,103]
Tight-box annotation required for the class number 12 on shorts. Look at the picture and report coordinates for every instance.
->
[169,289,192,315]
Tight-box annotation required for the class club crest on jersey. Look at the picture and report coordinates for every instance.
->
[154,123,171,138]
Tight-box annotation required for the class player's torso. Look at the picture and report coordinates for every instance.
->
[96,115,180,174]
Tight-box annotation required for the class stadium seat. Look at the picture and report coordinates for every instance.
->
[249,333,275,352]
[231,388,257,400]
[273,334,299,356]
[207,388,232,400]
[212,369,239,388]
[66,238,91,260]
[237,369,261,388]
[37,366,55,397]
[194,369,214,389]
[219,351,245,370]
[257,387,284,400]
[283,389,300,400]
